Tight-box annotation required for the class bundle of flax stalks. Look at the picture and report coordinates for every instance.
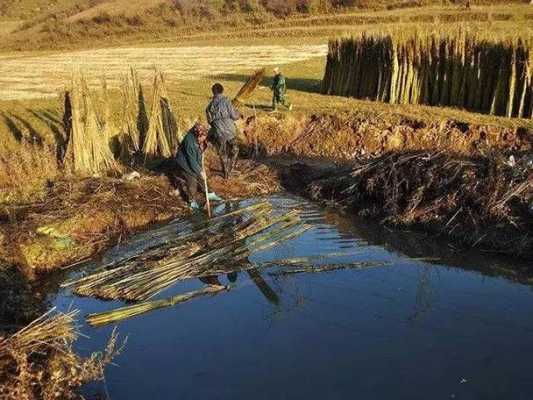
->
[0,308,78,359]
[0,308,124,400]
[142,70,179,159]
[63,202,310,302]
[119,68,145,158]
[322,32,533,118]
[233,68,266,106]
[65,72,117,175]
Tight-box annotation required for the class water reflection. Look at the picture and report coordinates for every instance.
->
[44,195,533,400]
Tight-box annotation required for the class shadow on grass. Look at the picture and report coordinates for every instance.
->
[2,112,44,146]
[2,113,23,142]
[27,108,69,163]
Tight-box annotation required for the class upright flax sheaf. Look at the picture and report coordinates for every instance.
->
[119,67,145,160]
[65,71,117,175]
[142,70,179,159]
[321,33,533,118]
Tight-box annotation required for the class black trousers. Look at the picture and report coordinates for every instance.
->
[178,169,206,206]
[214,137,239,179]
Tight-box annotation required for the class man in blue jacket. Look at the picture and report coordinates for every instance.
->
[206,83,242,179]
[176,122,222,210]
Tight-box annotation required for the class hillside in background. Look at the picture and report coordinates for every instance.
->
[0,0,530,50]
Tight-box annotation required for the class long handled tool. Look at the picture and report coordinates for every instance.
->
[202,153,212,218]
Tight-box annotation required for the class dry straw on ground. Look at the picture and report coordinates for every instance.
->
[0,308,124,400]
[322,32,533,118]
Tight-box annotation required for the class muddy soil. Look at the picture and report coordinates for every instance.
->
[0,157,281,278]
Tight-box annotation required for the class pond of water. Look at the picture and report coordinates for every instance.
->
[50,195,533,400]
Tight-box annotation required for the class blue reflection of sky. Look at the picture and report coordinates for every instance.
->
[52,195,533,400]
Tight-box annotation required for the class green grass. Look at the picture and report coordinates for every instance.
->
[1,53,530,151]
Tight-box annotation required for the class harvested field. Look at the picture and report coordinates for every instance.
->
[0,44,327,101]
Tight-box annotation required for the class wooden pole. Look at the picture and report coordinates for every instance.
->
[202,154,212,218]
[253,104,258,158]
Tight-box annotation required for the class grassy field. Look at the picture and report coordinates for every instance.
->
[1,1,531,51]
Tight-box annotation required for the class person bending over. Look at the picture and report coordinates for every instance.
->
[175,122,222,210]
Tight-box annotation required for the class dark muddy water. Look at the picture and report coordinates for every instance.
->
[50,195,533,400]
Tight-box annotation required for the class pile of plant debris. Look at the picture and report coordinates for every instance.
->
[0,308,124,400]
[63,201,310,325]
[284,150,533,258]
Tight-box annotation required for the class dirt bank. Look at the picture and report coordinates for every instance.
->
[238,111,532,260]
[243,111,532,159]
[239,111,533,258]
[1,110,531,278]
[0,157,280,277]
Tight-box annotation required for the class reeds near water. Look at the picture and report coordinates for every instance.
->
[0,308,78,358]
[0,308,125,400]
[321,33,533,118]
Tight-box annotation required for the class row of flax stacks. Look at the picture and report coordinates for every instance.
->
[64,68,179,177]
[62,202,310,302]
[321,33,533,118]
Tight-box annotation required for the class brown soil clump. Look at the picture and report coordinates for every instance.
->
[244,112,532,160]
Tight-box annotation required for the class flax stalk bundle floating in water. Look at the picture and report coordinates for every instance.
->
[65,72,118,175]
[268,261,390,276]
[86,285,228,327]
[321,33,533,118]
[233,68,266,106]
[64,202,310,302]
[143,70,179,159]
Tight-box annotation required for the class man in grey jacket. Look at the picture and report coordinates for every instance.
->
[206,83,241,179]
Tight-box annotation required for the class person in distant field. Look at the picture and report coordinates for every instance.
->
[271,67,292,111]
[175,122,222,210]
[206,83,242,179]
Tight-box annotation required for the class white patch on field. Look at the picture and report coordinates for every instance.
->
[0,45,328,101]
